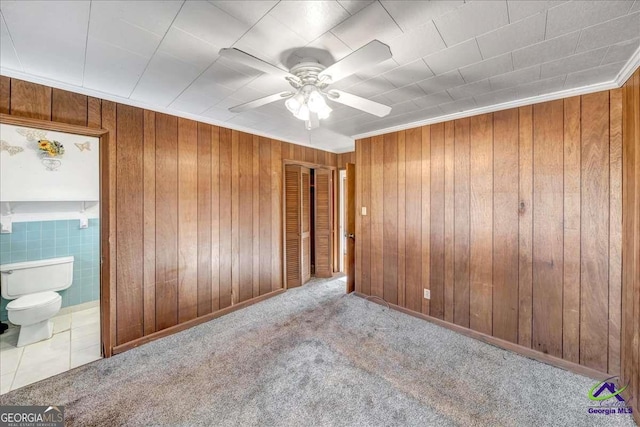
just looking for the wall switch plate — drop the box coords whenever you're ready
[424,289,430,299]
[361,207,367,216]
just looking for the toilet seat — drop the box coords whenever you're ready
[6,291,61,311]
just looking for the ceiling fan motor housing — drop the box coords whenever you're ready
[289,60,329,89]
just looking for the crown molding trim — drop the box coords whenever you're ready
[351,80,619,140]
[352,46,640,140]
[0,67,341,153]
[615,44,640,87]
[4,42,639,152]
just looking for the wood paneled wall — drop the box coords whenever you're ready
[356,90,625,375]
[337,151,355,169]
[0,76,339,351]
[621,68,640,424]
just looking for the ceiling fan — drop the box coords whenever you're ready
[219,40,393,130]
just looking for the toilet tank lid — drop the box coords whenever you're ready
[0,256,74,272]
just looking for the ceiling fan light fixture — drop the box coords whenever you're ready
[221,40,393,129]
[317,103,332,120]
[294,104,310,121]
[307,90,325,113]
[285,92,304,115]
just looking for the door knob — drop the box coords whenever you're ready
[348,233,355,240]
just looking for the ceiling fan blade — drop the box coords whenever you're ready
[319,40,392,84]
[228,91,293,113]
[327,90,392,117]
[219,48,298,82]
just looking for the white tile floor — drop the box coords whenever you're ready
[0,304,101,394]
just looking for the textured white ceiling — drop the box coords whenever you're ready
[1,0,638,152]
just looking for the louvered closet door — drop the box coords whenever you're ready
[300,167,311,284]
[315,168,333,278]
[285,165,302,288]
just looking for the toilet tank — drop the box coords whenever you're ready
[0,256,74,300]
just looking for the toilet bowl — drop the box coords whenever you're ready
[0,256,74,347]
[7,291,62,347]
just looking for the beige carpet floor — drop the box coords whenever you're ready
[0,277,636,426]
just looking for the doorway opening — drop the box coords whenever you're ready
[0,115,110,394]
[339,169,346,273]
[284,163,334,288]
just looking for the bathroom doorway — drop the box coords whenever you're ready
[0,115,111,394]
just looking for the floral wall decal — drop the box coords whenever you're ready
[1,123,100,201]
[0,140,24,156]
[37,140,65,171]
[16,128,47,142]
[74,141,91,152]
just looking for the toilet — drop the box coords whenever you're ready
[0,256,74,347]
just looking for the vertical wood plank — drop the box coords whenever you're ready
[177,119,198,323]
[633,69,640,422]
[317,150,326,167]
[329,153,338,168]
[563,96,581,363]
[87,97,101,128]
[10,79,51,120]
[421,126,431,315]
[383,132,398,304]
[211,126,221,311]
[518,106,534,348]
[51,88,87,126]
[532,100,564,358]
[454,118,470,328]
[0,76,10,114]
[443,121,455,322]
[625,69,640,423]
[239,132,254,302]
[405,129,422,312]
[469,114,493,335]
[197,123,212,317]
[219,128,233,309]
[101,100,117,350]
[231,131,240,304]
[609,88,623,374]
[370,135,384,298]
[271,139,283,291]
[259,137,272,294]
[355,141,362,292]
[492,109,520,343]
[361,139,372,295]
[397,131,406,307]
[580,91,610,371]
[115,104,144,345]
[621,75,634,405]
[252,137,260,297]
[294,144,305,162]
[304,146,314,163]
[155,113,179,330]
[282,142,293,161]
[143,110,156,335]
[430,123,445,319]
